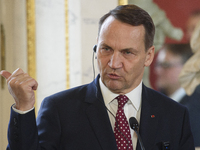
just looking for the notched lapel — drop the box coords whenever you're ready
[84,77,118,150]
[139,106,159,150]
[85,100,118,150]
[137,85,160,150]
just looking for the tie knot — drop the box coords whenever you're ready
[116,95,129,109]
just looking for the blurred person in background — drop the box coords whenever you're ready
[155,43,200,148]
[155,43,193,102]
[180,19,200,148]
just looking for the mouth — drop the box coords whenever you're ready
[107,73,121,80]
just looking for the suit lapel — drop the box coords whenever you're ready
[84,78,160,150]
[137,85,160,150]
[85,76,118,150]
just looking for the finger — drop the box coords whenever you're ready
[0,70,12,79]
[28,79,38,91]
[0,68,24,80]
[32,80,38,90]
[32,84,38,90]
[10,75,38,91]
[10,73,30,84]
[7,68,25,83]
[12,68,25,76]
[18,77,38,91]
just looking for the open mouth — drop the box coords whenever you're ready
[108,73,120,79]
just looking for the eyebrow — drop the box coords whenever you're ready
[100,43,138,52]
[99,43,112,48]
[120,47,139,53]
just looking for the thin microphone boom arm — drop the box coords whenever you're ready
[129,117,145,150]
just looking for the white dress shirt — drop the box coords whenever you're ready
[99,78,142,149]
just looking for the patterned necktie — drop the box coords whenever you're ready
[114,95,133,150]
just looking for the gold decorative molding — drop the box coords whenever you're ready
[1,24,6,89]
[118,0,128,5]
[26,0,37,110]
[26,0,36,79]
[65,0,70,89]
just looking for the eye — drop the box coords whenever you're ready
[122,50,132,55]
[125,51,131,54]
[103,47,111,51]
[121,49,138,59]
[99,46,113,55]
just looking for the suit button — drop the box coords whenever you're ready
[14,131,19,142]
[14,117,17,125]
[14,125,18,130]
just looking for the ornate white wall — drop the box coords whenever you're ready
[35,0,67,110]
[35,0,118,111]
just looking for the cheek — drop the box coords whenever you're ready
[171,68,182,79]
[125,61,143,76]
[164,71,175,79]
[97,59,102,72]
[97,57,108,71]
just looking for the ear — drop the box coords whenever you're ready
[144,46,155,67]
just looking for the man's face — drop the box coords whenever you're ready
[155,49,183,95]
[96,16,154,94]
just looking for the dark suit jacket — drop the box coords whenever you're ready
[7,75,194,150]
[180,85,200,147]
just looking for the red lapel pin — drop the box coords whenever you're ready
[151,115,155,118]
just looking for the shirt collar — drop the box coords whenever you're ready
[99,78,142,111]
[170,87,186,102]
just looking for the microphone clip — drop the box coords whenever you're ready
[162,141,170,150]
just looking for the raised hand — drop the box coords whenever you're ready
[0,68,38,111]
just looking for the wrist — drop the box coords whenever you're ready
[15,101,35,111]
[12,104,34,114]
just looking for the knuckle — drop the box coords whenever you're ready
[8,78,16,86]
[8,77,22,89]
[23,73,29,77]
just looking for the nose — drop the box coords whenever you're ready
[108,52,123,69]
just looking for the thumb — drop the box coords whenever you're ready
[0,70,12,79]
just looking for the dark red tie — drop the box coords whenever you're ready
[114,95,133,150]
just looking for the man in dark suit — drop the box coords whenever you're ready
[179,85,200,147]
[155,43,200,147]
[1,5,195,150]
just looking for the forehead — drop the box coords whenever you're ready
[157,48,181,62]
[98,16,145,49]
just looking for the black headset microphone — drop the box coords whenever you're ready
[93,45,97,53]
[92,45,97,80]
[92,45,145,150]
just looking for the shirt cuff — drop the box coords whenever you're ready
[12,104,34,114]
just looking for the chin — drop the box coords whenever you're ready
[106,82,122,91]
